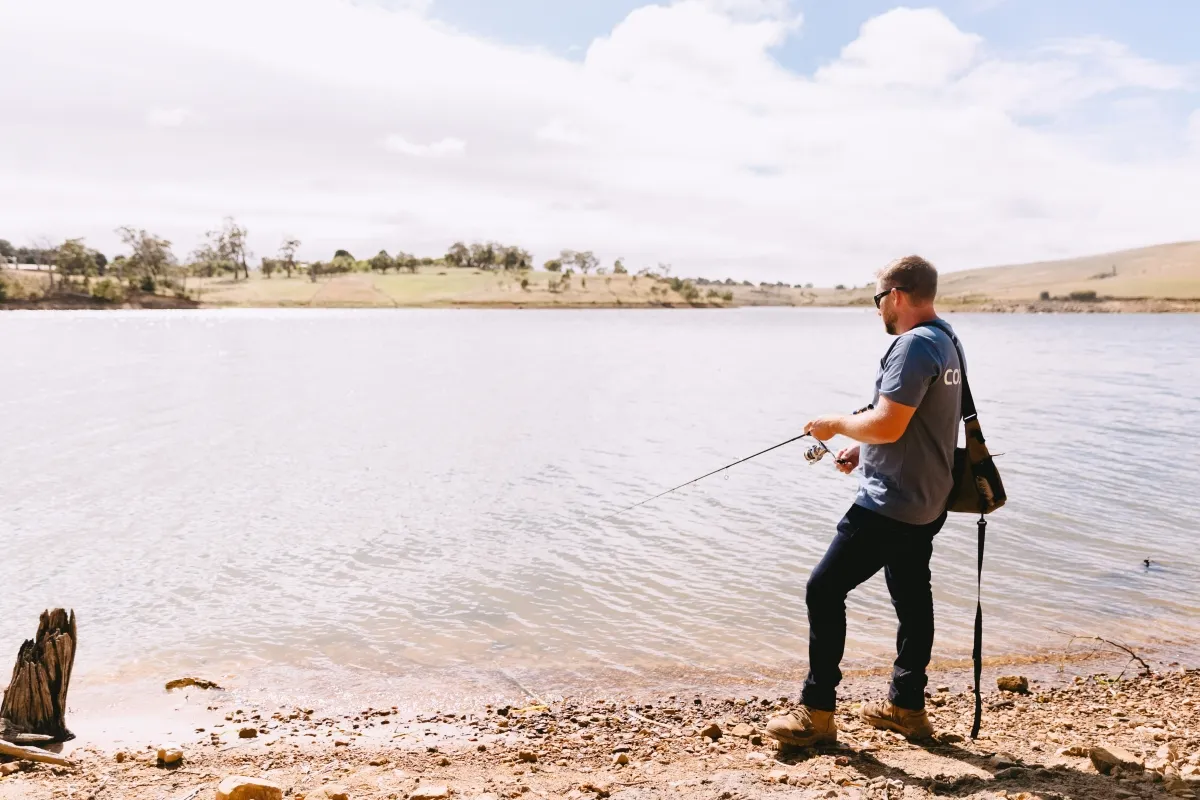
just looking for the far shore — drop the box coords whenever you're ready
[4,269,1199,313]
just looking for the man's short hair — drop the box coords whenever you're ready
[877,255,937,303]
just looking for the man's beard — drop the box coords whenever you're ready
[883,307,899,335]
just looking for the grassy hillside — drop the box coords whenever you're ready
[937,241,1200,302]
[5,241,1198,310]
[191,268,724,308]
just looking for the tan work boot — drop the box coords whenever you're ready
[860,699,934,740]
[765,705,837,747]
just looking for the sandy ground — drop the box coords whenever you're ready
[4,657,1197,800]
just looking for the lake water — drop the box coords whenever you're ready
[2,309,1198,705]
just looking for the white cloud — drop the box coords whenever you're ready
[384,135,466,158]
[146,108,196,128]
[0,0,1197,283]
[816,8,981,88]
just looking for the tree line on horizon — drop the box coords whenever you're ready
[1,219,823,303]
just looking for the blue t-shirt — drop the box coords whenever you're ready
[854,320,964,525]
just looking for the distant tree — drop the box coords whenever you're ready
[445,242,469,269]
[189,241,228,278]
[835,284,846,291]
[334,249,355,260]
[0,239,13,260]
[804,282,813,289]
[116,227,176,286]
[1039,290,1051,301]
[94,251,108,273]
[612,257,627,275]
[393,251,418,273]
[574,250,599,275]
[55,238,97,280]
[309,261,324,282]
[498,245,532,271]
[260,256,279,278]
[329,253,356,274]
[216,218,250,279]
[544,259,563,273]
[468,242,496,270]
[370,249,395,274]
[279,237,300,278]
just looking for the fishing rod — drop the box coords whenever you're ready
[601,432,848,522]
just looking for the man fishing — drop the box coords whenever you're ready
[766,255,963,746]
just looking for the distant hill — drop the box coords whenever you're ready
[938,242,1200,302]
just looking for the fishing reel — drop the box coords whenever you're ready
[804,441,833,465]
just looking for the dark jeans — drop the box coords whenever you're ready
[801,503,946,712]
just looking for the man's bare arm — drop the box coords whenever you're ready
[804,397,917,445]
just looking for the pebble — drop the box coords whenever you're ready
[730,723,755,738]
[613,753,629,765]
[997,676,1030,694]
[239,727,259,739]
[699,722,722,740]
[409,786,451,800]
[518,750,538,763]
[156,744,183,766]
[1090,745,1145,775]
[0,764,20,777]
[216,775,284,800]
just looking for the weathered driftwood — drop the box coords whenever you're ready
[0,739,73,767]
[0,609,77,742]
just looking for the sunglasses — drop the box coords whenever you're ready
[873,286,910,308]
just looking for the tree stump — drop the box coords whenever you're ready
[0,609,77,742]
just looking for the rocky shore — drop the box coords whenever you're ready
[3,663,1198,800]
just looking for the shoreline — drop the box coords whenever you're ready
[4,647,1196,799]
[3,297,1198,313]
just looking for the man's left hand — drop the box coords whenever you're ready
[804,416,843,441]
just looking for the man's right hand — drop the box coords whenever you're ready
[835,446,860,475]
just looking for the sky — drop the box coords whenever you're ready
[2,0,1198,284]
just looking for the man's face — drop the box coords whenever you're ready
[877,281,900,335]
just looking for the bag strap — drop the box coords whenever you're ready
[915,319,987,738]
[971,513,985,738]
[916,319,976,421]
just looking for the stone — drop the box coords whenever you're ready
[114,750,128,763]
[580,782,612,798]
[766,770,789,784]
[156,744,183,766]
[1090,745,1145,775]
[730,723,755,738]
[319,788,350,800]
[216,776,285,800]
[1166,777,1196,798]
[997,676,1030,694]
[612,753,629,765]
[239,727,259,738]
[699,722,722,741]
[746,752,768,763]
[409,786,451,800]
[518,750,538,763]
[0,763,20,776]
[1058,744,1089,758]
[938,732,965,744]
